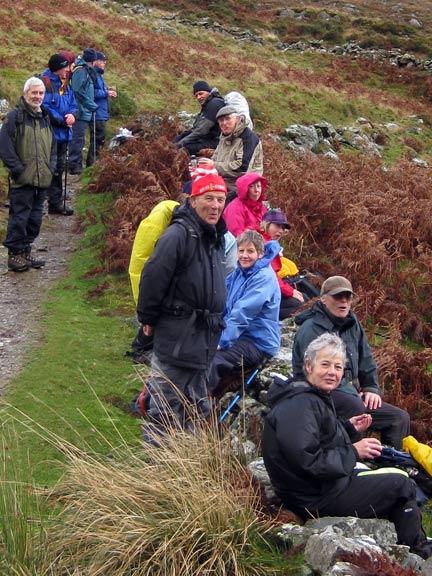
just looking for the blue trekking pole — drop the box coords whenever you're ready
[220,367,260,423]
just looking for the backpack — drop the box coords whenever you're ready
[224,91,253,129]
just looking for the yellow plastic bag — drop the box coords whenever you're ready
[402,435,432,476]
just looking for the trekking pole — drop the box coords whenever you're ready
[92,112,97,163]
[220,367,260,423]
[63,143,69,213]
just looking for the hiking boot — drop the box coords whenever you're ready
[23,252,45,269]
[48,204,74,216]
[8,253,29,272]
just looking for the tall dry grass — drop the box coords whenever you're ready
[44,421,274,575]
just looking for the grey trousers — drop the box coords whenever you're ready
[145,353,210,432]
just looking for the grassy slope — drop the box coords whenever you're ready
[0,0,431,479]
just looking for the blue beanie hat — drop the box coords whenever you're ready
[192,80,211,94]
[83,48,97,62]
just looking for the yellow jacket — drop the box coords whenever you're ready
[128,200,179,304]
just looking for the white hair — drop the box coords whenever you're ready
[23,77,45,93]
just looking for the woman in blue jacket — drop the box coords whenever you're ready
[208,229,281,395]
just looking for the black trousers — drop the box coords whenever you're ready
[207,338,267,395]
[4,185,46,254]
[47,140,68,207]
[331,389,410,449]
[314,472,429,556]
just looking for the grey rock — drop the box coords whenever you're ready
[284,124,320,153]
[409,17,422,29]
[323,562,364,575]
[305,530,384,573]
[279,8,296,18]
[0,99,9,115]
[412,158,428,168]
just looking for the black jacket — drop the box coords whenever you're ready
[137,200,227,369]
[262,376,359,517]
[292,301,381,397]
[176,89,225,149]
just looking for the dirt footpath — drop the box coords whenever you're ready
[0,176,81,392]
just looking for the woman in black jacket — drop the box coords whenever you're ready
[262,333,432,559]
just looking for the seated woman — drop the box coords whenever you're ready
[223,173,267,237]
[208,230,281,396]
[262,333,432,560]
[260,209,306,319]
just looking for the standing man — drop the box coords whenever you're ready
[292,275,410,448]
[174,80,225,155]
[68,48,98,175]
[0,77,56,272]
[41,53,77,216]
[200,105,263,201]
[137,172,228,442]
[87,51,117,167]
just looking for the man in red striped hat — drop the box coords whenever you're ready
[137,171,228,443]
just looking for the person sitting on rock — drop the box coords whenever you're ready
[223,172,267,238]
[199,105,263,202]
[262,332,432,560]
[292,275,410,449]
[260,209,307,319]
[208,230,280,396]
[174,80,225,155]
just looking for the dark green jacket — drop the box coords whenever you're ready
[0,97,55,189]
[292,301,382,397]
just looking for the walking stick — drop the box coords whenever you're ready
[220,367,260,423]
[92,112,97,163]
[63,144,69,213]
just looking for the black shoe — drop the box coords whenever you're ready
[69,167,83,175]
[48,205,74,216]
[8,253,29,272]
[23,252,45,269]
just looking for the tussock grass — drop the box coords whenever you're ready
[42,420,275,575]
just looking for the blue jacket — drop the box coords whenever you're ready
[93,66,109,121]
[219,240,281,356]
[71,57,97,121]
[41,69,77,143]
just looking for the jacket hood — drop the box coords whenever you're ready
[235,172,267,201]
[267,375,316,408]
[235,239,280,277]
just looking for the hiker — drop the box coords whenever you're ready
[199,105,263,201]
[68,48,98,175]
[87,51,117,167]
[260,209,308,319]
[136,172,228,441]
[208,230,281,396]
[41,53,77,216]
[174,80,225,155]
[58,49,76,83]
[223,172,267,237]
[262,333,432,560]
[0,77,56,272]
[292,276,410,448]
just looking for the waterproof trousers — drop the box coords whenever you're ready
[4,186,46,254]
[314,470,432,559]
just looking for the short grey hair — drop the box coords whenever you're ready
[303,333,346,375]
[236,229,264,253]
[23,77,45,93]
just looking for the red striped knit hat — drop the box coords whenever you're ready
[191,173,227,197]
